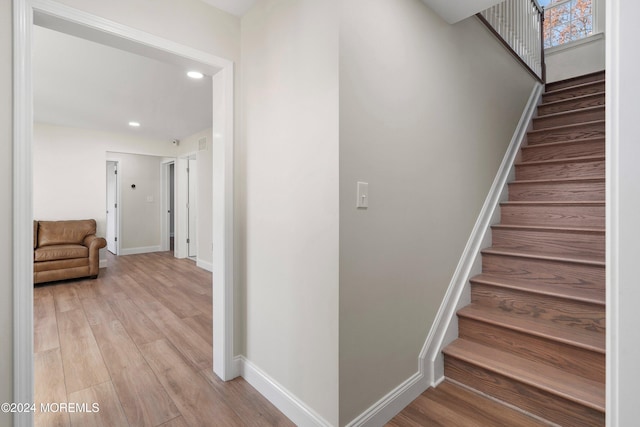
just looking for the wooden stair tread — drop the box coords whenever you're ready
[527,119,604,134]
[545,71,605,91]
[501,201,604,207]
[470,273,605,305]
[516,155,604,167]
[543,79,605,96]
[511,177,604,185]
[534,105,605,120]
[492,224,604,234]
[538,91,605,109]
[457,304,605,353]
[482,247,605,266]
[521,136,604,151]
[423,381,549,427]
[443,339,605,412]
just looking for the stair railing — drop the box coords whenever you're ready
[477,0,546,83]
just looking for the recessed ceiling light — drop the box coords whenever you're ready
[129,121,140,127]
[187,71,204,79]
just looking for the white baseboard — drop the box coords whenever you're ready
[236,356,333,427]
[196,259,213,272]
[345,371,429,427]
[99,259,107,269]
[120,245,162,256]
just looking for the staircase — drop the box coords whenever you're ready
[390,71,606,426]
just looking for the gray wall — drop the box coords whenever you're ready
[338,0,536,423]
[240,0,340,423]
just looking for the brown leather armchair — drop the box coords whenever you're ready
[33,219,107,284]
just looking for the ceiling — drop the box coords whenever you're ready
[199,0,258,16]
[419,0,503,23]
[34,25,212,142]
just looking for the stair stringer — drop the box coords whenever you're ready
[421,82,543,386]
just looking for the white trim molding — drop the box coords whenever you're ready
[13,3,237,424]
[197,259,213,272]
[235,356,333,427]
[119,246,162,256]
[13,1,34,426]
[344,83,543,427]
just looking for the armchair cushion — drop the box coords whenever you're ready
[38,220,97,247]
[34,244,88,262]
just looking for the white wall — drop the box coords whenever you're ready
[545,0,606,82]
[176,128,214,268]
[107,152,164,254]
[33,123,177,259]
[0,1,13,424]
[241,0,339,424]
[339,1,536,424]
[546,35,605,83]
[608,0,640,424]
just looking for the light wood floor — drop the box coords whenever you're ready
[34,251,294,427]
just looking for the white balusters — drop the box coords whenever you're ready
[479,0,544,80]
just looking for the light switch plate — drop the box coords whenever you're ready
[356,182,368,209]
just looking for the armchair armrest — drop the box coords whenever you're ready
[83,235,107,276]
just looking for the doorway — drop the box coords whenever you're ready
[14,3,237,419]
[106,160,119,254]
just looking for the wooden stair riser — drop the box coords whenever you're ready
[458,317,605,383]
[470,283,605,333]
[533,107,605,130]
[543,81,605,103]
[521,139,604,162]
[508,180,605,202]
[500,203,605,228]
[527,121,604,145]
[516,158,604,181]
[545,72,605,92]
[444,357,605,427]
[481,253,604,297]
[537,93,605,116]
[491,227,604,260]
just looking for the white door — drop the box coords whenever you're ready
[188,158,197,257]
[106,161,118,254]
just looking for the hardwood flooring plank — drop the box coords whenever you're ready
[130,270,201,319]
[107,297,164,346]
[68,381,129,427]
[159,416,189,427]
[139,301,212,370]
[53,284,82,313]
[90,319,146,375]
[34,287,59,353]
[111,362,180,427]
[57,309,110,394]
[35,348,70,427]
[200,368,295,427]
[81,297,119,326]
[140,339,244,427]
[182,315,213,346]
[72,280,100,300]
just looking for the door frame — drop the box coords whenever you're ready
[160,159,176,254]
[13,2,237,425]
[105,159,120,255]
